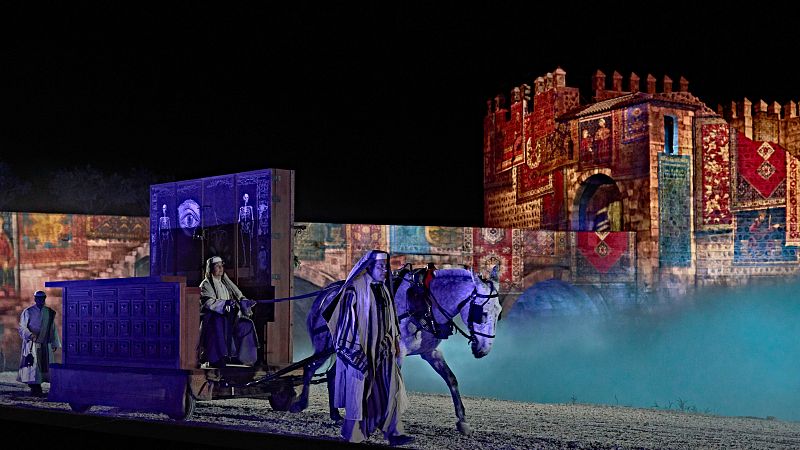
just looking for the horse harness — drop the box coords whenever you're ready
[311,265,499,343]
[394,264,451,339]
[395,265,498,343]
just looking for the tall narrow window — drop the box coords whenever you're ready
[664,115,677,154]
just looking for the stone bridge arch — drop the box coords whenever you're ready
[505,277,611,322]
[294,264,339,291]
[501,265,571,317]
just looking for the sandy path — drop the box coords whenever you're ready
[1,372,798,449]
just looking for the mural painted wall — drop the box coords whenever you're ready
[484,67,800,300]
[0,212,149,370]
[293,222,637,313]
[0,212,18,299]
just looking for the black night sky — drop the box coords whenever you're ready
[3,3,795,226]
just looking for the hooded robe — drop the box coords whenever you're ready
[325,250,409,438]
[199,267,258,366]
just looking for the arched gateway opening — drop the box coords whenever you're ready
[574,174,624,232]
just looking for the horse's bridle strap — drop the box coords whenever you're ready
[401,274,498,342]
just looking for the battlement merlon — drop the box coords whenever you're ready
[592,70,691,103]
[485,68,715,123]
[720,98,799,124]
[484,67,579,121]
[786,101,798,118]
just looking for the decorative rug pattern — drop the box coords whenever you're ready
[347,224,387,267]
[390,226,431,255]
[731,132,787,209]
[658,154,692,267]
[0,212,18,297]
[786,153,800,246]
[695,120,733,230]
[19,213,88,265]
[468,228,523,292]
[574,231,631,275]
[88,216,149,240]
[733,208,797,264]
[622,105,649,143]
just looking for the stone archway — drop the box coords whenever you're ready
[501,266,570,317]
[504,279,610,321]
[572,173,624,231]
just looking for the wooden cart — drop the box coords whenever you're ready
[45,275,324,420]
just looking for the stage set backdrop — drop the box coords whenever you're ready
[0,212,148,370]
[291,222,638,358]
[482,67,800,307]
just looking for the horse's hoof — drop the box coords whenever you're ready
[289,399,308,413]
[289,404,303,413]
[456,421,472,436]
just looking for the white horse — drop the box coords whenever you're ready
[291,265,502,436]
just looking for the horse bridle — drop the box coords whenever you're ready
[459,279,499,341]
[402,274,499,342]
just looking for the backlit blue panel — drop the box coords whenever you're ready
[47,277,182,370]
[150,169,272,287]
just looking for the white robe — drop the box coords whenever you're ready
[17,305,61,384]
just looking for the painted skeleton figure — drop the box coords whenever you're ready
[158,204,172,273]
[238,193,254,267]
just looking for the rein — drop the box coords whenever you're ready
[252,284,339,304]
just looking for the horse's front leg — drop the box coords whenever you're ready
[419,348,472,435]
[290,351,327,413]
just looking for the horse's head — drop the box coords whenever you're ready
[462,265,502,358]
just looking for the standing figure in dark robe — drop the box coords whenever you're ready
[199,256,258,367]
[324,250,413,446]
[18,290,61,397]
[594,117,612,164]
[580,128,595,166]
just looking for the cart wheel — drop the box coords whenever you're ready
[169,387,196,420]
[69,402,91,413]
[268,385,295,411]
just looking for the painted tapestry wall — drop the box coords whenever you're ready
[787,152,800,246]
[658,154,692,267]
[486,85,574,230]
[731,132,787,210]
[294,223,637,297]
[0,212,18,299]
[694,119,733,230]
[571,231,636,283]
[579,115,613,170]
[733,208,797,264]
[0,212,149,370]
[612,106,649,179]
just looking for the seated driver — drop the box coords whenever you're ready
[198,256,258,367]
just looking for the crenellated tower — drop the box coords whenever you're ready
[719,98,800,157]
[483,67,579,228]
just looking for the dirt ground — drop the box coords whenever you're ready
[1,371,799,449]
